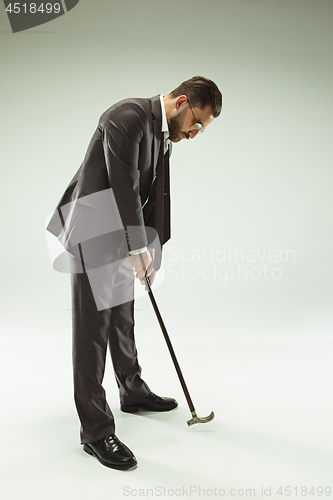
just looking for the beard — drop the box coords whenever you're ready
[168,107,189,142]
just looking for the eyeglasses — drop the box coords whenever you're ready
[187,100,205,134]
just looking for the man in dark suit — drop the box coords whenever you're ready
[47,76,222,470]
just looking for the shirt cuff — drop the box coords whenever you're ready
[129,246,147,255]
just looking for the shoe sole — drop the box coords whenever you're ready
[120,402,178,413]
[83,444,137,470]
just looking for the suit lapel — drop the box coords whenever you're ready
[151,95,163,178]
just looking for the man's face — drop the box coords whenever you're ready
[168,100,215,143]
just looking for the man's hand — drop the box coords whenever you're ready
[129,249,152,280]
[141,251,157,289]
[128,249,157,289]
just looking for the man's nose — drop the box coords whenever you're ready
[188,130,199,139]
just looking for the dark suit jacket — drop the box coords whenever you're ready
[47,95,170,270]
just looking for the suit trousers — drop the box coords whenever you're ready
[71,264,151,445]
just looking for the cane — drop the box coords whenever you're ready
[138,255,214,426]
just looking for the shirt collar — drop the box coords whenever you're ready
[159,95,169,134]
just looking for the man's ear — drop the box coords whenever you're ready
[175,95,188,110]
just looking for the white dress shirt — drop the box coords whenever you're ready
[160,94,170,154]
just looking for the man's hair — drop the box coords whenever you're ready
[169,76,222,117]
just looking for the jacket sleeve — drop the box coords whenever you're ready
[101,101,148,251]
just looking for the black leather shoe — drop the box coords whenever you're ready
[83,434,137,470]
[121,392,178,413]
